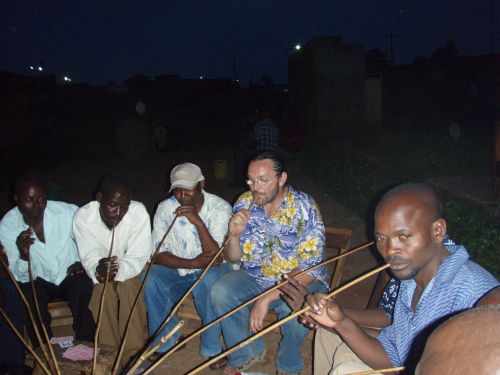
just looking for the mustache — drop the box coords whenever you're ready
[385,255,409,264]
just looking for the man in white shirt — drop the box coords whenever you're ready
[143,163,232,367]
[0,175,95,346]
[73,176,151,365]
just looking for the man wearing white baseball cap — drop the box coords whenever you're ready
[143,162,233,368]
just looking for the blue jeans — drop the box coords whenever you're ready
[210,270,328,373]
[142,263,232,356]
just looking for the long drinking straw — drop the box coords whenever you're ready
[0,250,53,369]
[347,366,406,375]
[183,263,390,375]
[136,240,375,373]
[0,307,51,375]
[112,215,179,374]
[92,221,116,374]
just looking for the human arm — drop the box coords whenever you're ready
[174,205,219,255]
[114,203,152,280]
[66,261,85,276]
[305,294,393,369]
[280,275,391,334]
[249,271,315,333]
[73,208,112,284]
[95,256,119,282]
[476,286,500,306]
[223,209,250,263]
[0,212,31,281]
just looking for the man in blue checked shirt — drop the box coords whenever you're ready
[303,183,499,375]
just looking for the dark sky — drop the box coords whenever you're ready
[1,1,495,85]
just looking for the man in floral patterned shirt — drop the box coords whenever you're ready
[211,151,329,375]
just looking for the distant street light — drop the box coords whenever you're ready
[295,44,301,51]
[38,66,43,71]
[29,66,34,70]
[63,76,72,82]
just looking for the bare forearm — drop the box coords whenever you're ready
[223,236,242,263]
[336,316,392,369]
[194,222,220,254]
[343,307,391,329]
[154,251,196,269]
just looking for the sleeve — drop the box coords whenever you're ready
[207,200,232,246]
[0,212,29,281]
[295,196,326,279]
[151,200,174,253]
[73,211,106,284]
[116,204,152,281]
[376,324,401,367]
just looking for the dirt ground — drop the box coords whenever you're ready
[12,147,382,374]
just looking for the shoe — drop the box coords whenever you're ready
[222,349,268,374]
[209,355,228,370]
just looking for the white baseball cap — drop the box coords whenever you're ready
[169,162,205,192]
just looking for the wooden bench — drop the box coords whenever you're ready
[48,300,73,329]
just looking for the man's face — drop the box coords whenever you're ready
[97,184,130,229]
[247,159,285,206]
[374,197,440,281]
[14,183,47,224]
[172,182,203,207]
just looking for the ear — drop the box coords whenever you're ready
[432,218,447,243]
[96,192,102,203]
[278,172,288,187]
[199,180,205,190]
[13,194,18,204]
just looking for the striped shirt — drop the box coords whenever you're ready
[376,244,499,367]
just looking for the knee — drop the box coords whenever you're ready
[210,276,232,308]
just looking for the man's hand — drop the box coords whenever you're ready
[66,261,85,276]
[95,256,119,282]
[175,205,203,226]
[280,274,308,311]
[228,209,250,237]
[249,296,270,333]
[16,229,34,261]
[190,252,223,268]
[302,293,345,329]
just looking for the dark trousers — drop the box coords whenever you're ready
[0,278,25,366]
[21,272,95,346]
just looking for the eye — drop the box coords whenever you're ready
[375,235,386,242]
[399,234,411,240]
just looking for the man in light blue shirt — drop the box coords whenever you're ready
[303,183,499,375]
[0,175,95,345]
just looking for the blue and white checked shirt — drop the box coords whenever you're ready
[376,244,499,367]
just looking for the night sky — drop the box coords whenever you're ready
[1,1,495,85]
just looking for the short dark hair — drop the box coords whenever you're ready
[248,151,286,174]
[378,182,443,220]
[95,174,130,196]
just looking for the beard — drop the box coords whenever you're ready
[252,184,280,206]
[385,255,418,280]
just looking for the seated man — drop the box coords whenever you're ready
[210,152,329,375]
[0,175,95,347]
[143,163,232,366]
[73,176,151,366]
[302,183,499,374]
[416,304,500,375]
